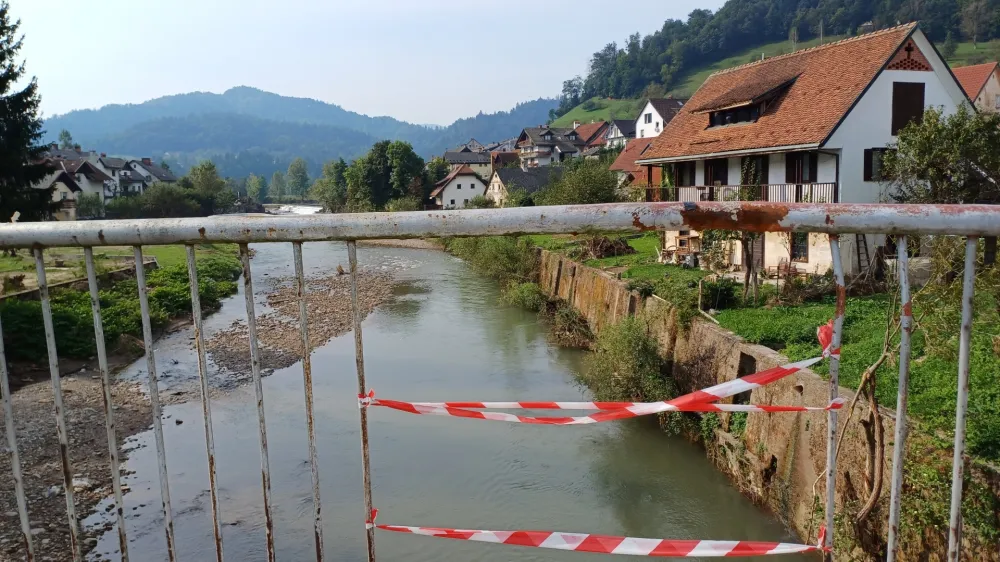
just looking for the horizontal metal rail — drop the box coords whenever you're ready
[0,202,990,562]
[0,203,999,248]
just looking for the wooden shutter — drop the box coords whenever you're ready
[785,153,798,183]
[863,149,873,182]
[892,82,925,135]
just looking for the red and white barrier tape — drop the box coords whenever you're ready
[397,397,846,413]
[367,511,829,557]
[818,320,840,359]
[361,356,826,425]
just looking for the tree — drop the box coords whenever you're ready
[310,158,348,212]
[139,184,201,218]
[159,160,171,172]
[246,173,267,202]
[76,193,104,219]
[534,160,618,206]
[962,0,989,48]
[426,157,451,184]
[0,2,55,222]
[58,129,74,150]
[186,161,235,215]
[883,105,1000,264]
[270,170,286,200]
[345,141,426,210]
[286,158,310,200]
[941,31,958,59]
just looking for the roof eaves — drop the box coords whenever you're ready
[635,142,822,164]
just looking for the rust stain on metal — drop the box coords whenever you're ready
[678,204,791,232]
[21,532,32,562]
[198,227,207,239]
[902,301,912,317]
[828,233,840,241]
[98,230,105,243]
[825,214,834,225]
[631,212,656,232]
[835,285,847,317]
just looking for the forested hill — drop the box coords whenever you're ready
[43,87,556,176]
[552,0,992,117]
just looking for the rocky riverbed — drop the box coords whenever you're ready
[206,269,395,377]
[0,373,151,561]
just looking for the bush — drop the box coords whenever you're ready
[76,193,104,219]
[534,159,619,206]
[0,252,242,362]
[580,315,673,402]
[703,277,739,310]
[465,195,494,209]
[444,236,538,284]
[384,196,422,212]
[501,282,547,311]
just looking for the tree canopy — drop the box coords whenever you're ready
[0,2,55,222]
[286,157,310,200]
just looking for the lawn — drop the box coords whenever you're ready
[550,97,641,127]
[715,290,1000,461]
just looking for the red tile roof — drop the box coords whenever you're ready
[573,121,609,147]
[641,23,918,162]
[952,62,998,99]
[610,139,654,172]
[430,165,479,198]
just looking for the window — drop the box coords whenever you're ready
[470,183,475,189]
[785,152,818,184]
[863,148,896,181]
[891,82,925,135]
[640,130,645,138]
[709,104,762,127]
[457,183,461,189]
[644,113,652,124]
[705,159,728,186]
[791,233,809,262]
[740,155,769,186]
[60,192,68,200]
[674,161,696,187]
[450,199,456,205]
[655,121,660,131]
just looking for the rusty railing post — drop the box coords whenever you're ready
[185,245,225,561]
[347,241,376,562]
[133,246,177,561]
[85,247,129,561]
[824,235,845,555]
[0,306,34,561]
[34,248,82,561]
[947,236,978,561]
[293,242,324,561]
[886,236,912,562]
[239,243,276,561]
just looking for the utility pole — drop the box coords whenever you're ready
[820,19,825,44]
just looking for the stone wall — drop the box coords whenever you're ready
[537,249,999,561]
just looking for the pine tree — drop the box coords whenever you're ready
[0,2,55,222]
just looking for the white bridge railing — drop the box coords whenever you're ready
[1,202,998,562]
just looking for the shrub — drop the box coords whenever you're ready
[580,315,673,402]
[444,236,538,284]
[384,196,422,212]
[501,282,547,311]
[465,195,494,209]
[534,159,619,206]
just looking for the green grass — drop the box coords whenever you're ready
[946,40,1000,66]
[550,97,641,127]
[715,291,1000,461]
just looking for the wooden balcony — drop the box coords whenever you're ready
[643,183,838,204]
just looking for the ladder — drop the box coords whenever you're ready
[856,233,870,274]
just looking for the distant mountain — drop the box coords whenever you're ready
[43,87,557,177]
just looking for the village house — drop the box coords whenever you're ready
[952,61,1000,112]
[635,23,968,276]
[430,165,487,209]
[635,98,686,139]
[515,127,587,167]
[443,149,493,177]
[609,138,661,190]
[485,167,564,207]
[606,119,636,149]
[128,158,177,186]
[33,165,82,221]
[57,159,113,200]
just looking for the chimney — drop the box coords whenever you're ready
[141,157,152,166]
[50,143,58,150]
[572,120,581,129]
[100,153,107,158]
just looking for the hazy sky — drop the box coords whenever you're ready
[12,0,723,125]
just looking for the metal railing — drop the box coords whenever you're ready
[0,202,998,562]
[644,183,838,204]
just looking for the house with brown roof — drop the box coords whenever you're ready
[609,138,662,190]
[607,119,637,149]
[635,98,686,140]
[952,61,1000,112]
[635,23,969,275]
[515,127,587,167]
[430,165,487,209]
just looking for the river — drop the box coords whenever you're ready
[84,241,808,561]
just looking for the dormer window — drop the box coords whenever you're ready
[542,133,553,140]
[709,104,763,127]
[568,132,578,140]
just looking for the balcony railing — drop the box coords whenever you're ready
[644,183,837,204]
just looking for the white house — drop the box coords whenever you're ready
[430,165,487,209]
[34,166,81,221]
[635,98,686,139]
[635,23,969,276]
[57,160,113,200]
[515,127,587,167]
[606,119,636,149]
[953,61,1000,112]
[128,158,178,185]
[486,167,563,207]
[443,149,493,178]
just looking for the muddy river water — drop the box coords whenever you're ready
[85,241,808,561]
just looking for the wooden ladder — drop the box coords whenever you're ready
[855,233,870,274]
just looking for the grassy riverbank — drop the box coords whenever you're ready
[0,245,242,363]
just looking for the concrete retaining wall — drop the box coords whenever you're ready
[537,249,998,561]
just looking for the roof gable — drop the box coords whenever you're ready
[642,23,918,162]
[610,139,654,172]
[952,61,998,99]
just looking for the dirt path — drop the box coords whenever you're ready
[0,373,151,561]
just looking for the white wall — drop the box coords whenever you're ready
[824,30,969,205]
[974,70,1000,112]
[437,175,487,209]
[636,101,664,139]
[486,174,505,205]
[74,174,105,197]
